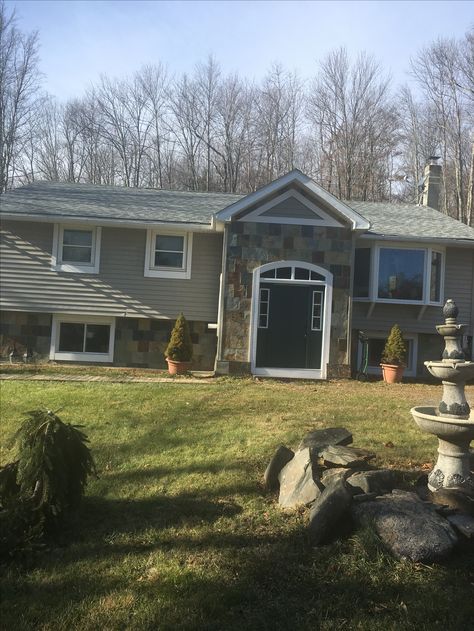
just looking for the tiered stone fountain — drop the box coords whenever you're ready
[411,299,474,493]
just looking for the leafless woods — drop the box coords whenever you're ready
[1,4,473,224]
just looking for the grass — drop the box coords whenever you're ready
[1,378,473,630]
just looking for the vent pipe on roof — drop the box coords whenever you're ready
[421,157,442,210]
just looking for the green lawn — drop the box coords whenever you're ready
[1,378,473,631]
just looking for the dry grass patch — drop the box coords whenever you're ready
[0,379,473,630]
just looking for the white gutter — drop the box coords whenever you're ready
[0,213,214,232]
[358,233,474,248]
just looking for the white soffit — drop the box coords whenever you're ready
[216,169,371,231]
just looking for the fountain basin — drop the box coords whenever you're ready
[425,360,474,383]
[411,406,474,440]
[436,323,466,337]
[411,406,474,493]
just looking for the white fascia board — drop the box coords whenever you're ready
[0,213,214,232]
[216,169,371,231]
[359,233,474,248]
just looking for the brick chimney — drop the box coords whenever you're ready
[421,157,442,210]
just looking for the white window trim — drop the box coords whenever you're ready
[52,224,101,274]
[144,229,193,279]
[357,331,419,378]
[311,289,325,332]
[258,288,270,329]
[353,242,445,306]
[50,314,115,363]
[249,261,333,380]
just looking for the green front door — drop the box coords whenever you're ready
[256,283,324,369]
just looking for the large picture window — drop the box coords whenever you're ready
[50,315,115,362]
[353,244,444,305]
[52,225,101,273]
[144,230,193,279]
[378,248,424,301]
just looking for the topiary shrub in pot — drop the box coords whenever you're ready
[164,313,193,375]
[380,324,407,383]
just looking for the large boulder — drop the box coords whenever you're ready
[308,478,353,545]
[278,448,323,509]
[298,427,353,453]
[352,490,458,563]
[263,445,294,492]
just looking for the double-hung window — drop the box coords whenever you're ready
[50,315,115,363]
[52,225,101,273]
[353,243,444,305]
[144,230,193,279]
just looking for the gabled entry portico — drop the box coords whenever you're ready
[250,261,333,379]
[215,170,369,379]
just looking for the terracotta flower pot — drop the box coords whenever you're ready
[380,363,404,384]
[166,358,191,375]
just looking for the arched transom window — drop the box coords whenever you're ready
[258,261,331,284]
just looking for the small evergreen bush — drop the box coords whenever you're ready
[0,409,96,558]
[164,313,193,362]
[381,324,406,366]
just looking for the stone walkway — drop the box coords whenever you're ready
[0,371,216,384]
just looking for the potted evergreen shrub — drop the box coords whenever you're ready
[164,313,193,375]
[380,324,407,383]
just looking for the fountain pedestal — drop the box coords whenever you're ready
[411,300,474,494]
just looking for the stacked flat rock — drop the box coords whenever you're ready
[264,426,473,562]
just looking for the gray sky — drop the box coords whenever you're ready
[6,0,474,100]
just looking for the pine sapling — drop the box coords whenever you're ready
[381,324,406,366]
[165,313,193,362]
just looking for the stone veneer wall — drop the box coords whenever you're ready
[114,317,217,370]
[218,222,353,376]
[0,311,52,360]
[0,311,217,370]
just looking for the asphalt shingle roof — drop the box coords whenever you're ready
[1,180,473,242]
[349,200,474,242]
[0,181,243,225]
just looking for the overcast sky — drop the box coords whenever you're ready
[6,0,474,100]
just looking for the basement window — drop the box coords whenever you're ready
[50,315,115,362]
[357,332,418,377]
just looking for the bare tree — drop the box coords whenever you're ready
[0,2,40,192]
[307,48,397,200]
[168,73,203,190]
[137,63,169,188]
[411,33,474,222]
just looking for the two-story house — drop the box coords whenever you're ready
[1,164,473,379]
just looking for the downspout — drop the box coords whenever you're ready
[215,220,229,369]
[471,248,474,360]
[347,231,357,373]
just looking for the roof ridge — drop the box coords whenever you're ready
[8,180,245,198]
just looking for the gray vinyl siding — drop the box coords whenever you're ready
[261,198,317,219]
[352,246,474,334]
[0,220,223,321]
